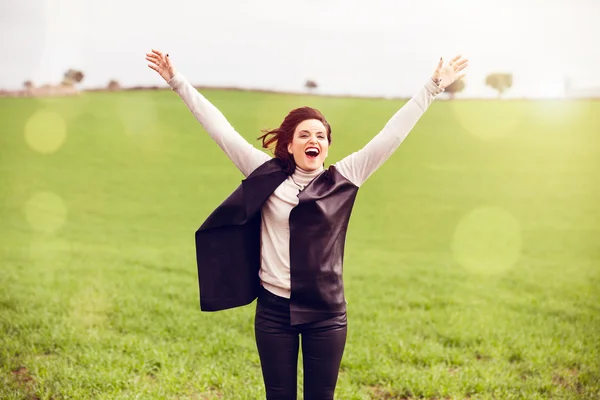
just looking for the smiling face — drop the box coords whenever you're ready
[287,119,330,172]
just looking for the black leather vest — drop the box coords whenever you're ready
[194,158,359,325]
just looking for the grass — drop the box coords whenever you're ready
[1,88,599,399]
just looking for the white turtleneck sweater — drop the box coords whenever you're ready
[168,71,443,298]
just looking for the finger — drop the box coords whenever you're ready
[152,48,164,57]
[456,62,468,72]
[450,54,462,64]
[145,57,160,67]
[146,57,160,66]
[146,56,161,67]
[146,52,160,60]
[434,57,443,74]
[148,63,160,73]
[454,58,469,68]
[456,73,466,80]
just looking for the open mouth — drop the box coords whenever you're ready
[305,147,320,159]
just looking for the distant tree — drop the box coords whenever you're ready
[23,80,34,90]
[62,69,85,86]
[485,73,512,98]
[444,79,465,99]
[107,80,121,91]
[305,79,318,92]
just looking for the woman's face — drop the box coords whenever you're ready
[287,119,329,172]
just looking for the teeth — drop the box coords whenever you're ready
[305,148,319,156]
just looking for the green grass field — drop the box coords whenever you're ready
[1,88,599,399]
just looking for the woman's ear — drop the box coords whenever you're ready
[288,142,293,154]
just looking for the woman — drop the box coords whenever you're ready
[146,49,467,400]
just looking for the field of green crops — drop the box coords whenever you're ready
[1,89,599,399]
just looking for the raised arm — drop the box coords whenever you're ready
[146,49,270,177]
[334,55,468,187]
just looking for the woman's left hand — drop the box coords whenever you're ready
[432,55,468,89]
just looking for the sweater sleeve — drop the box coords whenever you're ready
[333,79,443,187]
[167,71,271,177]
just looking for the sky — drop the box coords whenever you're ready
[1,0,599,98]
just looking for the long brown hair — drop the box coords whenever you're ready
[257,107,332,175]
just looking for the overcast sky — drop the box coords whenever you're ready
[1,0,598,98]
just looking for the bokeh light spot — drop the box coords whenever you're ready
[24,110,67,154]
[449,101,527,140]
[24,192,68,234]
[452,206,522,275]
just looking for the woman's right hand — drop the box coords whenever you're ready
[146,49,176,82]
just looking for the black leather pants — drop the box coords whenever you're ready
[254,286,347,400]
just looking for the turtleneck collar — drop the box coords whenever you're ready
[291,165,324,187]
